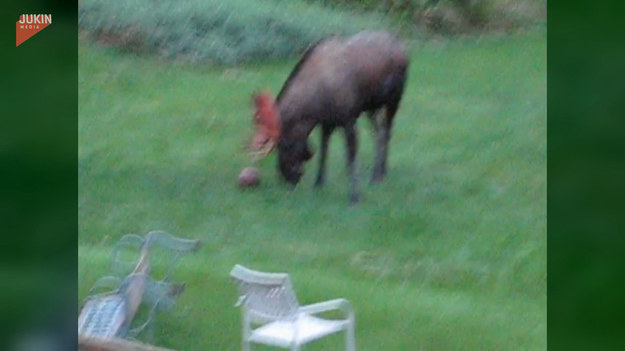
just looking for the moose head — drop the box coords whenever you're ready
[250,91,313,185]
[277,136,314,185]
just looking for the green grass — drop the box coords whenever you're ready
[79,29,546,350]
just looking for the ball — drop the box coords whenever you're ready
[238,167,260,188]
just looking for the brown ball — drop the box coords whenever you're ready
[238,167,260,188]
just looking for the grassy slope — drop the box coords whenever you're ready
[79,30,546,350]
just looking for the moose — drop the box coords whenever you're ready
[251,31,408,203]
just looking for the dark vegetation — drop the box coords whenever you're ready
[78,0,545,64]
[306,0,546,34]
[78,0,390,64]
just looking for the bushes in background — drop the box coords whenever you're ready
[78,0,390,64]
[79,0,545,64]
[305,0,546,34]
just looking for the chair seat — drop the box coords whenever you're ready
[78,294,126,338]
[250,313,348,347]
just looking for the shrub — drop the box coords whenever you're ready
[78,0,391,64]
[304,0,546,34]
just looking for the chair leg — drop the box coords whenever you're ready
[242,311,251,351]
[346,323,356,351]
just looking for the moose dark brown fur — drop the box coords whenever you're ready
[254,31,408,203]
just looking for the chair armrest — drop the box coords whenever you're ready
[299,298,354,319]
[87,276,122,296]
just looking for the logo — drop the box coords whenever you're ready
[16,14,52,47]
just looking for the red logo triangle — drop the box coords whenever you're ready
[16,15,52,47]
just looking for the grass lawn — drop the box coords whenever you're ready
[78,29,546,350]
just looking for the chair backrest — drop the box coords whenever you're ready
[230,265,300,323]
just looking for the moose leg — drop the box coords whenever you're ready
[381,103,399,177]
[369,109,385,184]
[344,124,360,203]
[372,103,399,184]
[315,124,334,188]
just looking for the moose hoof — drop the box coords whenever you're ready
[349,193,361,205]
[370,177,383,185]
[370,172,385,185]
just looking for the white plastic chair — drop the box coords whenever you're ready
[230,265,356,351]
